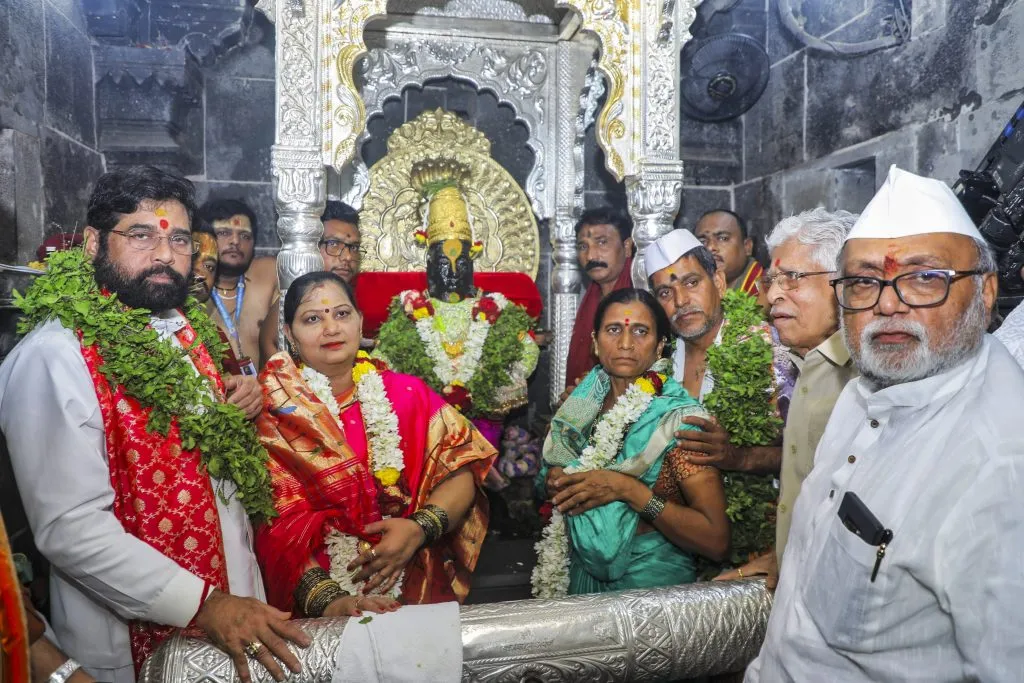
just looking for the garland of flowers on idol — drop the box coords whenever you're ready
[375,289,534,418]
[13,248,276,520]
[703,289,784,570]
[301,351,406,597]
[531,371,666,599]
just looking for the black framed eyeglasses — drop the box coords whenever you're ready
[110,229,197,255]
[319,239,362,257]
[760,269,834,291]
[830,269,985,311]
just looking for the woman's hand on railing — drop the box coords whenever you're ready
[322,594,401,618]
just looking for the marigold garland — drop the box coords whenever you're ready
[704,289,783,567]
[375,290,533,418]
[13,248,276,521]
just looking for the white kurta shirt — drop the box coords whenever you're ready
[0,316,264,683]
[671,325,723,401]
[746,336,1024,682]
[995,298,1024,369]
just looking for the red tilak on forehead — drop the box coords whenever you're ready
[159,219,169,229]
[232,217,241,226]
[774,258,781,268]
[883,253,899,276]
[624,318,630,325]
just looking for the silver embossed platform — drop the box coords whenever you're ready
[139,580,772,683]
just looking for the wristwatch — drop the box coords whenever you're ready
[49,658,82,683]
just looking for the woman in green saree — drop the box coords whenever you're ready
[536,288,730,595]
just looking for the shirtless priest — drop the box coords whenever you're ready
[0,167,309,683]
[200,198,278,374]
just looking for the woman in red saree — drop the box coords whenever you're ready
[254,272,496,618]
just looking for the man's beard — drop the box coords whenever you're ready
[843,291,987,388]
[94,247,190,312]
[190,277,211,304]
[672,306,721,341]
[218,250,254,278]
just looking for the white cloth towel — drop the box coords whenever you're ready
[332,602,461,683]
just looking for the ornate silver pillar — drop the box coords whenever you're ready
[627,161,684,287]
[270,0,326,297]
[549,42,590,401]
[139,581,773,683]
[550,207,581,400]
[626,0,695,288]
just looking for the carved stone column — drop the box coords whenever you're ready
[270,0,326,297]
[627,161,684,287]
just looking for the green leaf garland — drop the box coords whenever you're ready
[14,248,276,521]
[375,292,533,418]
[703,289,783,567]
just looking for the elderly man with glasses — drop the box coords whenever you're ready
[758,208,860,579]
[746,166,1024,682]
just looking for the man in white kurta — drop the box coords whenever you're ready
[0,166,308,683]
[746,166,1024,681]
[0,316,264,683]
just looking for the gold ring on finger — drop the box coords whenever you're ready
[244,642,263,658]
[369,547,377,560]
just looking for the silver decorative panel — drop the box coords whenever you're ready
[139,581,772,683]
[354,36,555,218]
[386,0,563,24]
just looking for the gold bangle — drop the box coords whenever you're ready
[737,567,744,579]
[303,580,335,616]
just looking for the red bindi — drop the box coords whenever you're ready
[773,258,781,268]
[159,219,169,229]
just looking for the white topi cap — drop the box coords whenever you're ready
[846,165,983,242]
[644,229,704,276]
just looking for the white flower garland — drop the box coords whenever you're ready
[531,382,656,599]
[302,360,407,598]
[405,291,506,387]
[300,361,404,484]
[324,529,404,599]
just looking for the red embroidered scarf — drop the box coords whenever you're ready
[79,317,230,673]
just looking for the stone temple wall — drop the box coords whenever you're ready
[669,0,1024,257]
[0,0,104,268]
[190,12,278,256]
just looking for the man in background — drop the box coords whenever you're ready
[190,223,219,304]
[694,209,763,297]
[319,200,362,283]
[200,198,278,373]
[564,207,634,390]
